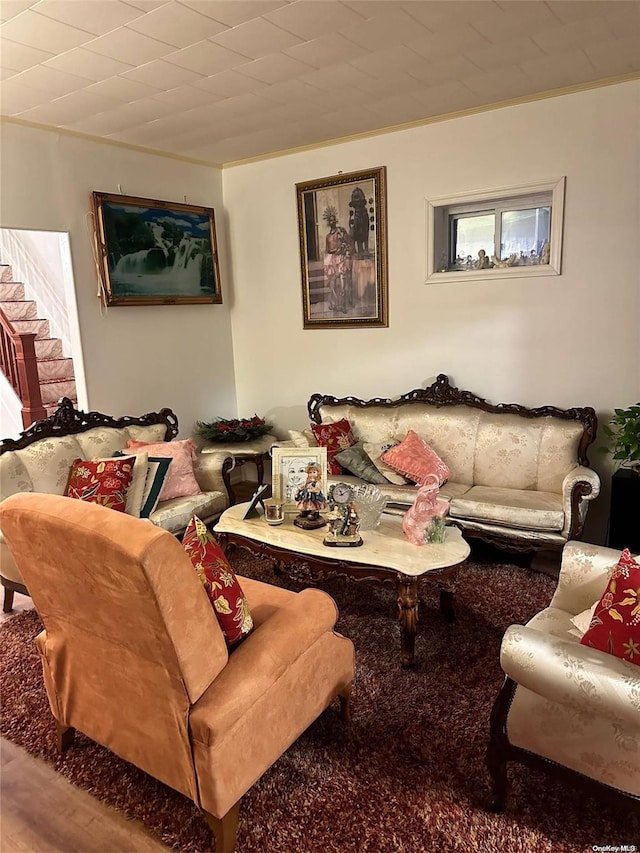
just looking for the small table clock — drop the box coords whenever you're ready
[323,483,363,547]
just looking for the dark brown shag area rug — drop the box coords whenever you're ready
[2,550,638,852]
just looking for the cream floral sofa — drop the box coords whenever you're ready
[487,541,640,808]
[306,374,600,554]
[0,398,229,611]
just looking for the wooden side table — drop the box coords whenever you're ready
[199,435,276,506]
[607,467,640,552]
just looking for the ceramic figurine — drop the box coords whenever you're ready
[402,475,449,546]
[323,482,363,547]
[293,463,327,530]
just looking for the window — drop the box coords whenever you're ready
[426,178,565,282]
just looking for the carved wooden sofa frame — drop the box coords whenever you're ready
[308,374,599,555]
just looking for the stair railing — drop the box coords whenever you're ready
[0,307,47,428]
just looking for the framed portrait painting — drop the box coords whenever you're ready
[271,447,328,511]
[92,192,222,306]
[295,167,388,329]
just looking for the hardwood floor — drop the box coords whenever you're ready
[1,739,170,853]
[1,597,173,852]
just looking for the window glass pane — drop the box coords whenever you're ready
[501,207,550,264]
[452,214,494,268]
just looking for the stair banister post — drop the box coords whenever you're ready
[13,331,47,428]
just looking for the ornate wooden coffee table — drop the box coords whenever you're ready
[214,503,470,667]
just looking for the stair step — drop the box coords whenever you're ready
[34,338,63,359]
[37,357,74,383]
[0,282,24,300]
[0,265,14,282]
[0,299,37,321]
[39,378,76,404]
[10,318,50,339]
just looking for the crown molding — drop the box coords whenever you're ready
[1,72,637,172]
[221,72,640,169]
[0,116,224,170]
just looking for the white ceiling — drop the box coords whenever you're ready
[1,0,639,166]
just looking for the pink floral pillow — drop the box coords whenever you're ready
[381,430,450,486]
[126,439,201,502]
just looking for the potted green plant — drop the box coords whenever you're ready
[600,404,640,472]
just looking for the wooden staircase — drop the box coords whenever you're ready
[0,263,76,425]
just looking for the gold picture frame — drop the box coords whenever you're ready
[295,166,388,329]
[92,191,222,306]
[271,446,328,512]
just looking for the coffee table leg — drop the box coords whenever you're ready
[440,588,455,622]
[397,577,419,668]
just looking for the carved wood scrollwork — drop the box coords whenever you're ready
[1,397,179,453]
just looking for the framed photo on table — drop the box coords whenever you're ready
[295,166,388,329]
[92,191,222,306]
[272,447,328,511]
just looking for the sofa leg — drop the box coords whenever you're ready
[486,676,517,812]
[3,587,14,613]
[203,801,240,853]
[339,682,353,723]
[56,722,75,753]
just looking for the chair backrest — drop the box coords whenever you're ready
[0,492,228,802]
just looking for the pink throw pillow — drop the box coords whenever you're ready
[126,439,201,502]
[381,430,450,486]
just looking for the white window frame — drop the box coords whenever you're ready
[425,177,565,283]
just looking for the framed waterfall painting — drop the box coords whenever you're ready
[92,192,222,306]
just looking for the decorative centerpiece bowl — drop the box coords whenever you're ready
[195,415,273,443]
[352,484,388,530]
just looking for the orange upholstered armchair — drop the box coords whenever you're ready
[0,493,355,852]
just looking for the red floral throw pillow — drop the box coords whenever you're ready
[65,457,134,513]
[182,515,253,648]
[311,419,356,475]
[381,430,450,486]
[580,548,640,666]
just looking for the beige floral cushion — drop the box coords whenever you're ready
[75,427,130,458]
[0,451,33,501]
[449,485,564,531]
[150,491,226,534]
[15,435,84,495]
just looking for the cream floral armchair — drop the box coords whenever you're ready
[487,541,640,809]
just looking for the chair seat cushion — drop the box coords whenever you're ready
[449,486,564,531]
[149,490,226,534]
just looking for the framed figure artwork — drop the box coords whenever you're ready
[295,167,388,329]
[92,191,222,306]
[271,447,328,512]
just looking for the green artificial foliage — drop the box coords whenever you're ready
[600,404,640,466]
[424,515,447,544]
[195,415,273,443]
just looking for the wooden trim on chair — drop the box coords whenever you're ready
[486,676,640,813]
[1,576,29,612]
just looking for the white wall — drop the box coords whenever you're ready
[0,122,236,436]
[223,81,640,541]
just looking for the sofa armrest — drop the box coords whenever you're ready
[192,452,229,501]
[500,624,640,729]
[551,540,622,614]
[561,466,600,538]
